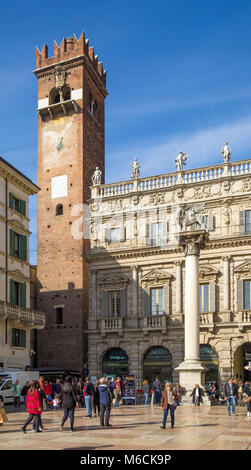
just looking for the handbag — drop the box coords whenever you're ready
[0,408,8,423]
[243,395,251,403]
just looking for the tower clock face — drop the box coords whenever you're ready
[41,115,77,169]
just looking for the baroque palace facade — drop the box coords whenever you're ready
[86,157,251,389]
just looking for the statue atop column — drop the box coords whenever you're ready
[92,167,102,186]
[175,151,187,171]
[221,141,231,163]
[176,204,207,232]
[130,158,141,179]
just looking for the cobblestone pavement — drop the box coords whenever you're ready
[0,404,250,450]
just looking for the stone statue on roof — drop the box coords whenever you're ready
[92,167,102,186]
[130,158,141,179]
[221,141,231,163]
[175,151,188,171]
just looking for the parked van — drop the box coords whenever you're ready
[0,371,39,404]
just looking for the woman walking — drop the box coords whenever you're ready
[21,380,42,433]
[142,380,150,406]
[243,382,251,417]
[60,376,78,432]
[190,384,204,406]
[160,382,177,429]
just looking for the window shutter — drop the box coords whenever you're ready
[120,227,126,242]
[10,279,15,305]
[20,200,26,216]
[12,329,16,347]
[143,287,150,316]
[104,228,110,243]
[21,330,26,348]
[21,283,26,308]
[209,282,216,312]
[101,290,109,318]
[145,223,151,246]
[9,193,14,209]
[20,235,27,262]
[208,214,214,231]
[239,211,245,235]
[237,279,244,311]
[163,285,170,315]
[120,289,126,317]
[10,229,14,257]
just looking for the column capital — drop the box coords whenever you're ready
[174,260,183,267]
[221,255,231,262]
[130,265,139,272]
[179,231,207,257]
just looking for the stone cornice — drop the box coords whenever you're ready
[0,158,39,195]
[84,235,251,263]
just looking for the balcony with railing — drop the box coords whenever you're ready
[0,300,46,328]
[143,314,167,332]
[91,158,251,199]
[101,317,123,334]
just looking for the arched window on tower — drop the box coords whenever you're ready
[89,93,94,115]
[49,87,61,105]
[56,204,63,216]
[62,85,71,101]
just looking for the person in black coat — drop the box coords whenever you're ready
[190,384,204,406]
[93,380,100,417]
[60,376,78,432]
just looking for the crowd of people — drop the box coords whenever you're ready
[0,375,250,433]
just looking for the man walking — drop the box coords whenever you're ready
[12,380,22,409]
[152,377,162,406]
[21,381,30,410]
[224,377,238,416]
[84,377,94,418]
[98,378,113,428]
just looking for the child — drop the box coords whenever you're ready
[52,394,61,411]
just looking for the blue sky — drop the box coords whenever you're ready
[1,1,251,263]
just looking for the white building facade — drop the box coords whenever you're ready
[0,157,45,371]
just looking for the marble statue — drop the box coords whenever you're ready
[176,204,207,231]
[92,167,102,186]
[175,151,188,171]
[130,158,141,179]
[221,141,231,163]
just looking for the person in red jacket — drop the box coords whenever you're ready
[21,381,42,433]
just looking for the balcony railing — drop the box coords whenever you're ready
[0,300,45,328]
[101,318,123,331]
[200,312,214,325]
[237,311,251,323]
[143,315,167,330]
[91,158,251,199]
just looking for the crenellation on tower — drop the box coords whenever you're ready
[35,32,106,86]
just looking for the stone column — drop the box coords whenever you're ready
[175,231,208,403]
[175,260,183,314]
[222,256,231,321]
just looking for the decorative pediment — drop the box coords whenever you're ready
[199,265,219,280]
[234,260,251,277]
[9,219,31,235]
[141,269,172,287]
[8,270,30,282]
[98,273,129,288]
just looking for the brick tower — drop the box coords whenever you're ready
[34,33,107,372]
